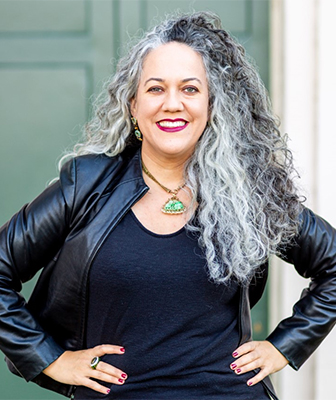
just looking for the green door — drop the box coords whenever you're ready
[0,1,269,398]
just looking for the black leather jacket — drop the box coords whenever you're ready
[1,146,336,399]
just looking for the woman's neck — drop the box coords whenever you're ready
[141,151,187,188]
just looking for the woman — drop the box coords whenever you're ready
[0,11,336,400]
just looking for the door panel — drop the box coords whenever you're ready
[0,0,88,33]
[0,67,88,222]
[146,0,248,32]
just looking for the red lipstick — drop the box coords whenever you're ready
[156,118,189,133]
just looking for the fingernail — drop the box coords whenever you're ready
[248,381,253,386]
[120,347,125,353]
[236,368,241,374]
[231,363,237,369]
[232,352,239,357]
[121,373,127,379]
[107,389,111,394]
[118,379,125,384]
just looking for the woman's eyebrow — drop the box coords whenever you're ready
[181,77,202,84]
[144,77,164,85]
[144,77,202,85]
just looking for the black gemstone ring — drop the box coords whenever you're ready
[90,356,100,370]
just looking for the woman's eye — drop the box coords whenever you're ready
[184,86,199,93]
[148,87,163,93]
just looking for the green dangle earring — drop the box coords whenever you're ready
[131,117,142,141]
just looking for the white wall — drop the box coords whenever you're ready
[270,0,336,399]
[314,2,336,399]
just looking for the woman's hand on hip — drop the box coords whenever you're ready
[230,340,289,386]
[43,344,127,395]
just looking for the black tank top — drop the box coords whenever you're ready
[74,210,270,399]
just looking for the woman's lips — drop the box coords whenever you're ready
[156,119,189,132]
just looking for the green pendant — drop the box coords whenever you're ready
[161,196,186,215]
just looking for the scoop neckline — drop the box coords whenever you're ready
[129,209,186,238]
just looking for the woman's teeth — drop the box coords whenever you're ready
[158,121,186,128]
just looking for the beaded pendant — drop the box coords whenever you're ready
[161,195,186,214]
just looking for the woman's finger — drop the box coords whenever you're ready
[91,369,126,385]
[91,344,125,357]
[232,341,257,358]
[246,367,270,387]
[230,352,257,370]
[232,359,261,375]
[95,360,128,380]
[80,377,113,395]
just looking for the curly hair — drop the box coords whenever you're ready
[63,11,303,285]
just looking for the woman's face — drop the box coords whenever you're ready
[131,42,209,161]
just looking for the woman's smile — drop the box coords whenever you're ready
[156,119,189,132]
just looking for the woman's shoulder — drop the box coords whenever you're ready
[61,145,140,183]
[58,145,142,203]
[62,152,121,175]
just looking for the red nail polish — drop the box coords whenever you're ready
[121,373,127,379]
[248,381,253,386]
[231,363,237,369]
[232,352,239,357]
[118,378,124,383]
[236,368,241,374]
[120,347,125,353]
[107,389,111,394]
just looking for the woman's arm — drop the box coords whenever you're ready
[266,207,336,369]
[0,157,129,395]
[0,159,75,381]
[229,207,336,386]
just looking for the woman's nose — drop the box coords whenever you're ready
[162,90,184,112]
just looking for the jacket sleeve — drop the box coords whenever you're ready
[266,207,336,370]
[0,158,76,382]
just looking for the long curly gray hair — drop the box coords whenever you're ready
[65,11,303,285]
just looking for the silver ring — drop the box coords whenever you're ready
[90,356,100,370]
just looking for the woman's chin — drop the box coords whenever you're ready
[142,141,197,161]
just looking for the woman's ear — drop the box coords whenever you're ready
[130,97,137,117]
